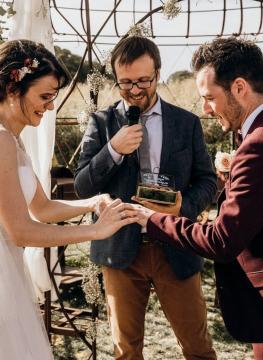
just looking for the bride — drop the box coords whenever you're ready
[0,39,137,359]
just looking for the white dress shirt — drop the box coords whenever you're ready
[241,103,263,139]
[108,97,163,171]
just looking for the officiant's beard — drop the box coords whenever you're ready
[123,90,158,113]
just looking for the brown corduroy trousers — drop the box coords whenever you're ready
[103,242,217,360]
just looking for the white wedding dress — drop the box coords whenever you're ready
[0,127,54,359]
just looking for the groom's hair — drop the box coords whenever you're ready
[191,37,263,93]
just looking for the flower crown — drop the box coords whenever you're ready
[10,58,39,82]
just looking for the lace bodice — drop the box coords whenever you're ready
[0,125,37,205]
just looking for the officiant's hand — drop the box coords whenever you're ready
[131,191,182,216]
[110,125,143,155]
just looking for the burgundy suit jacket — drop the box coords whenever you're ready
[147,111,263,342]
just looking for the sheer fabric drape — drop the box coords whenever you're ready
[8,0,60,301]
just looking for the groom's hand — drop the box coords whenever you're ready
[124,202,155,228]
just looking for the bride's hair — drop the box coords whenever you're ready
[0,39,70,102]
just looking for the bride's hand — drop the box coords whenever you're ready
[77,194,113,215]
[93,193,113,215]
[131,191,182,216]
[93,199,138,239]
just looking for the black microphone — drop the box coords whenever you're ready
[126,106,141,166]
[127,105,141,126]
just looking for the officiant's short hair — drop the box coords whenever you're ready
[111,36,161,77]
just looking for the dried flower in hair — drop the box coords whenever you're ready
[31,58,39,68]
[24,58,31,67]
[163,0,181,20]
[10,69,20,82]
[10,58,40,82]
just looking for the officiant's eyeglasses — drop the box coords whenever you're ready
[117,73,156,90]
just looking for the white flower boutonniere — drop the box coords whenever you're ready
[214,150,236,172]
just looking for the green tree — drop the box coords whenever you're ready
[167,70,193,84]
[54,46,114,83]
[54,46,88,82]
[201,119,233,161]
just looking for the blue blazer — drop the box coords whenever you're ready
[74,98,217,279]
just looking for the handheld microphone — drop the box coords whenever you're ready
[127,105,141,126]
[126,106,141,166]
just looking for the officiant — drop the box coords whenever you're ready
[74,35,217,360]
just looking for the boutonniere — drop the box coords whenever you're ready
[214,150,236,173]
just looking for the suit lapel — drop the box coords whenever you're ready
[113,98,187,171]
[229,110,263,195]
[235,110,263,152]
[112,101,128,129]
[246,110,263,136]
[159,99,179,173]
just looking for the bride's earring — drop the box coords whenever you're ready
[9,97,15,108]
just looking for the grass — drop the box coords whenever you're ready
[52,244,254,360]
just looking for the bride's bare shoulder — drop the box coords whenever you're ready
[0,128,17,160]
[0,126,15,140]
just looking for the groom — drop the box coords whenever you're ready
[135,36,263,359]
